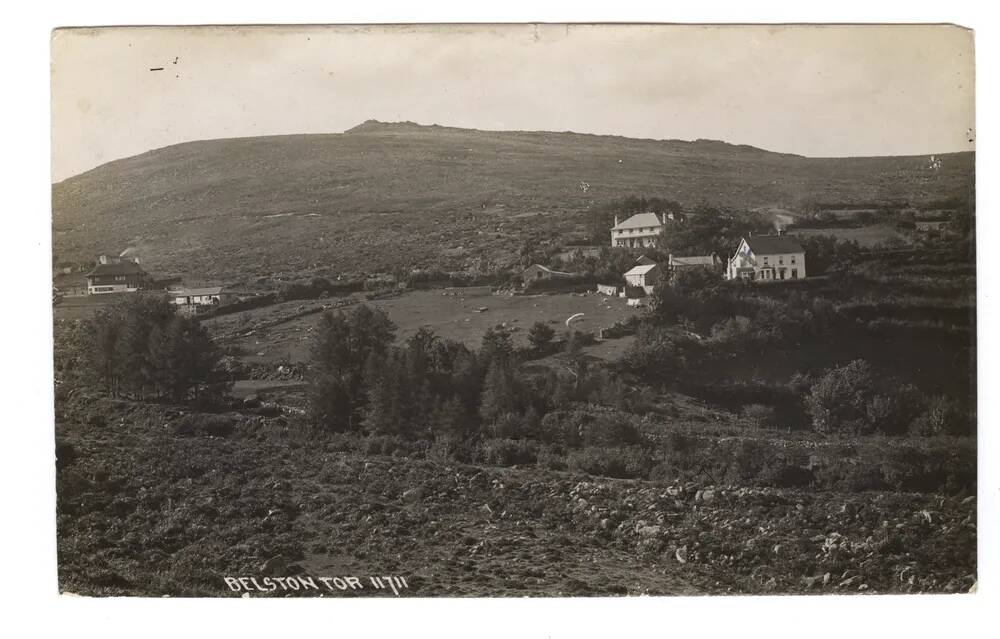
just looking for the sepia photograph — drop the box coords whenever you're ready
[48,22,977,599]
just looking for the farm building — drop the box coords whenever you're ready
[611,212,675,248]
[669,253,722,270]
[85,255,152,295]
[624,263,663,294]
[171,286,235,311]
[727,235,806,282]
[522,264,576,283]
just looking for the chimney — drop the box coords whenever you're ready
[614,215,619,227]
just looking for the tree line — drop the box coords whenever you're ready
[60,294,230,403]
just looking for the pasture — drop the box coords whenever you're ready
[207,289,643,366]
[792,225,909,247]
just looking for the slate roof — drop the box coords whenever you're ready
[173,287,224,297]
[670,255,716,266]
[625,264,659,276]
[612,212,665,230]
[86,261,148,277]
[744,235,804,255]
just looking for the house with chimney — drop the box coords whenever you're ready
[726,235,807,282]
[85,254,152,295]
[610,212,675,248]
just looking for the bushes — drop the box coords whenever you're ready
[537,410,642,448]
[910,395,971,437]
[475,438,539,467]
[803,360,971,437]
[567,446,653,479]
[740,404,776,430]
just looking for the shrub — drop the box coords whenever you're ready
[740,404,776,429]
[527,321,556,351]
[475,438,539,467]
[803,360,876,434]
[536,444,568,471]
[760,463,814,488]
[487,412,528,439]
[910,395,969,437]
[567,446,653,479]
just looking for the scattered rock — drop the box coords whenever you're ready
[261,555,287,576]
[675,545,689,564]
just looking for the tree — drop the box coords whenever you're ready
[480,325,514,367]
[146,315,229,403]
[307,305,396,431]
[527,321,556,352]
[479,358,523,423]
[82,293,229,402]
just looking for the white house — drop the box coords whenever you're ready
[727,235,806,282]
[611,212,672,248]
[624,263,663,294]
[171,286,234,310]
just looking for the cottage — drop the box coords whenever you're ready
[611,212,673,248]
[171,286,234,308]
[727,235,806,281]
[624,263,663,294]
[522,264,576,283]
[85,255,152,295]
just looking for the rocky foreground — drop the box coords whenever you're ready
[56,398,976,597]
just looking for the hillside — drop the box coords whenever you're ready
[52,121,974,280]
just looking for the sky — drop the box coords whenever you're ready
[50,24,975,182]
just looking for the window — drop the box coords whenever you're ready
[791,269,798,278]
[791,255,796,264]
[762,256,768,264]
[778,256,784,265]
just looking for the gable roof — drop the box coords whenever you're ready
[174,287,224,297]
[625,264,659,276]
[613,212,664,230]
[743,235,804,255]
[670,255,716,266]
[86,261,147,277]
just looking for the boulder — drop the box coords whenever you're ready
[260,555,288,576]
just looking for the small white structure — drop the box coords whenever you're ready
[624,263,663,294]
[596,284,618,296]
[171,286,233,309]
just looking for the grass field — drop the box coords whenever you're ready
[792,225,911,247]
[205,289,643,366]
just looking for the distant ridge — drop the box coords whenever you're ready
[53,121,974,280]
[343,119,797,157]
